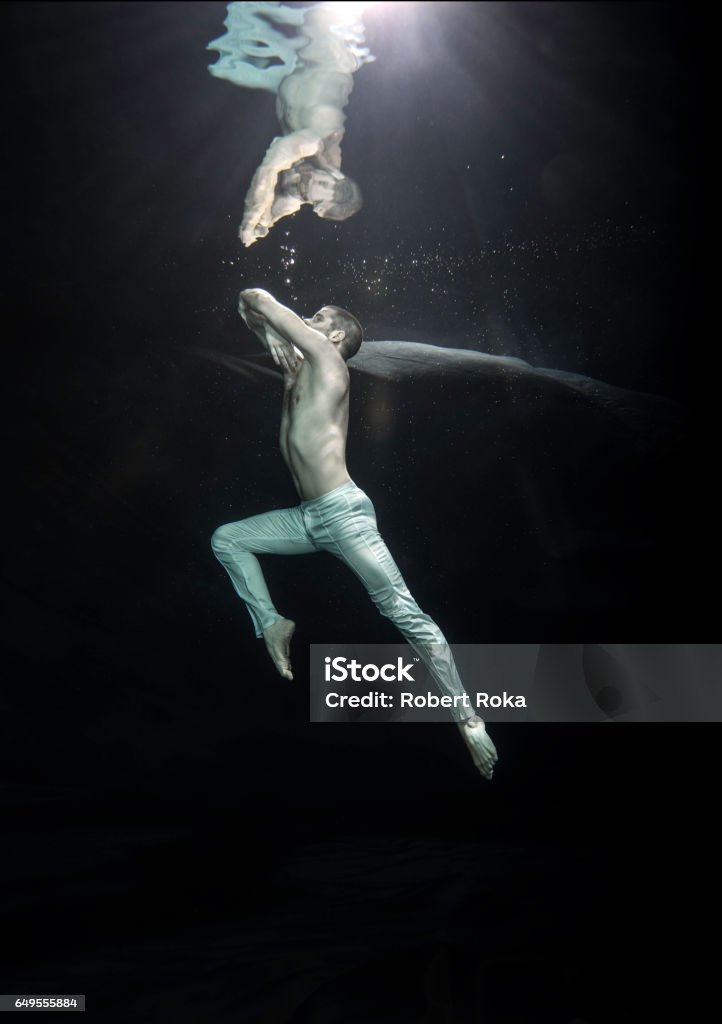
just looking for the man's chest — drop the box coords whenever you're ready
[284,377,307,412]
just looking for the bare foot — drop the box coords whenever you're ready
[457,716,498,780]
[263,617,296,680]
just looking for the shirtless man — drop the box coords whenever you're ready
[210,288,499,781]
[238,3,367,246]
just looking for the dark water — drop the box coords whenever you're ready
[1,2,713,1019]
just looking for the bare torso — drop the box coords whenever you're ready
[279,351,351,500]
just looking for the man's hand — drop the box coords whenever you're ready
[266,328,300,374]
[239,288,274,313]
[240,218,271,248]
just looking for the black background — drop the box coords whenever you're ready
[1,2,715,1020]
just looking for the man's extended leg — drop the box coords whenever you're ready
[211,504,317,677]
[303,482,498,778]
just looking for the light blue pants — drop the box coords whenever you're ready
[211,480,472,720]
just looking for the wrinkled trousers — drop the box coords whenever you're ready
[211,480,472,721]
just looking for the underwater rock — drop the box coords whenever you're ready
[195,338,684,440]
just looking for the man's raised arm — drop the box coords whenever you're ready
[240,289,331,364]
[240,131,322,247]
[239,291,300,375]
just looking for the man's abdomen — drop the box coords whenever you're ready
[286,433,349,501]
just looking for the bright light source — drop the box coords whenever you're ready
[325,2,378,18]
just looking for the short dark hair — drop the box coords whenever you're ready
[317,176,363,221]
[325,305,363,361]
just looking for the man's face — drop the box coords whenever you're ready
[304,308,337,340]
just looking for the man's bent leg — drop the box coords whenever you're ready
[211,504,316,637]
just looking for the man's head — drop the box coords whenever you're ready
[291,163,363,221]
[304,306,363,361]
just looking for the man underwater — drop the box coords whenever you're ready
[234,2,366,246]
[211,289,498,780]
